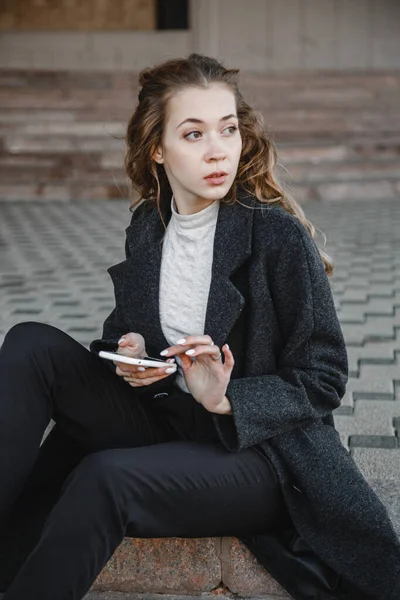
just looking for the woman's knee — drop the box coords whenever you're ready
[62,451,130,499]
[3,322,71,357]
[58,451,131,528]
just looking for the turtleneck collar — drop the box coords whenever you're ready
[170,195,220,235]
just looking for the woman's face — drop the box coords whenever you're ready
[153,84,242,214]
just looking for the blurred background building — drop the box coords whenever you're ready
[0,0,399,203]
[1,0,399,72]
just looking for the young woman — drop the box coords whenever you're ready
[0,54,399,600]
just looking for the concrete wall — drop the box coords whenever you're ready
[0,0,399,71]
[0,31,191,71]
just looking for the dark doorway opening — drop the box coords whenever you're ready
[157,0,189,30]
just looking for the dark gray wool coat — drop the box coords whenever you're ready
[90,187,400,600]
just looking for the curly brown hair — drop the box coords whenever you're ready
[125,53,334,276]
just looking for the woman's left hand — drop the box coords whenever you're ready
[160,335,234,413]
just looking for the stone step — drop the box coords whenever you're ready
[2,135,125,153]
[277,139,400,164]
[0,90,137,111]
[291,179,400,202]
[0,68,398,203]
[3,133,400,158]
[1,114,400,138]
[3,131,400,160]
[0,108,133,124]
[1,101,399,117]
[0,166,127,184]
[272,130,400,143]
[2,137,400,165]
[0,182,132,201]
[0,151,123,170]
[277,159,400,183]
[2,157,399,186]
[90,537,289,598]
[0,152,400,184]
[1,179,398,203]
[0,106,392,124]
[1,71,399,112]
[0,122,126,136]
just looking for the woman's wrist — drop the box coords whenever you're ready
[212,395,232,415]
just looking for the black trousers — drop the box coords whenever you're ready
[0,322,289,600]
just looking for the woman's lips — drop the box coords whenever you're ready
[204,174,227,185]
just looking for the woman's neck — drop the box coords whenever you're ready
[172,194,218,215]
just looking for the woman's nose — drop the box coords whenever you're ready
[205,145,226,162]
[204,133,227,161]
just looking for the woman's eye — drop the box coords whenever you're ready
[223,126,238,135]
[184,131,202,140]
[184,126,238,141]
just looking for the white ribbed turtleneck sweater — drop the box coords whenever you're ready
[159,196,220,393]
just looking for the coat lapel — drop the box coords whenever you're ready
[123,191,254,353]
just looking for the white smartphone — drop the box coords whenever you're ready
[99,350,174,369]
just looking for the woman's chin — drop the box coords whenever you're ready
[203,183,230,199]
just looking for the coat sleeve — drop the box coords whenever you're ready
[89,206,178,395]
[213,220,349,452]
[90,200,150,355]
[89,240,133,358]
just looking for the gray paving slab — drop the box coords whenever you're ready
[0,198,400,531]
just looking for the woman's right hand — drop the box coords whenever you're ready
[114,332,177,387]
[116,332,147,359]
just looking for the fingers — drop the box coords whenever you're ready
[115,364,135,377]
[117,341,142,358]
[222,344,234,368]
[117,332,147,359]
[115,361,177,380]
[160,334,214,357]
[183,344,219,359]
[182,343,234,365]
[125,371,173,387]
[118,333,138,347]
[123,367,176,387]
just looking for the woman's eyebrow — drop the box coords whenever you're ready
[176,114,238,129]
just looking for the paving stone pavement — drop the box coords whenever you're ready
[0,198,399,540]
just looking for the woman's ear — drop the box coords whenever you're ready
[152,145,164,165]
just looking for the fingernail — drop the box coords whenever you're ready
[118,337,126,344]
[160,349,169,356]
[225,344,229,350]
[176,338,186,345]
[185,349,195,355]
[165,367,176,374]
[137,367,145,372]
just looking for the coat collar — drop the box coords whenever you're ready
[123,188,257,353]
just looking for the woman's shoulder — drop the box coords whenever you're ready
[250,200,310,254]
[127,199,156,228]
